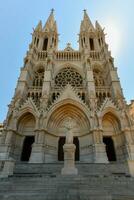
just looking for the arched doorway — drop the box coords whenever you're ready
[21,136,35,161]
[103,137,116,161]
[102,112,121,161]
[58,137,80,161]
[17,113,36,161]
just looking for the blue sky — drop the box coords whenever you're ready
[0,0,134,122]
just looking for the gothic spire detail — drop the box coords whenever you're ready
[80,10,95,32]
[95,21,103,31]
[35,20,42,32]
[43,9,57,32]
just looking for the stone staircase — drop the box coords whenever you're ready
[0,162,134,200]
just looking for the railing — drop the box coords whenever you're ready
[89,51,101,60]
[89,48,106,61]
[55,51,81,61]
[36,49,105,61]
[96,86,111,94]
[38,51,48,60]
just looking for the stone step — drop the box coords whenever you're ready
[14,162,128,176]
[0,162,133,200]
[0,194,112,200]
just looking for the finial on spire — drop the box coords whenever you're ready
[51,8,54,14]
[80,9,95,32]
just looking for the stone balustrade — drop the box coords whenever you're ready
[38,51,48,60]
[96,86,111,94]
[33,49,106,61]
[55,51,81,61]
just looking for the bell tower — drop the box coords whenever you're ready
[32,9,58,52]
[79,10,98,52]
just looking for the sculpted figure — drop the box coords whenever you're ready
[64,117,76,144]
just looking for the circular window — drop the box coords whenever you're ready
[55,67,83,88]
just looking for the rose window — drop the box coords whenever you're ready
[55,67,83,88]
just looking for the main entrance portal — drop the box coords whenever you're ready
[103,137,116,161]
[21,136,35,161]
[58,137,79,161]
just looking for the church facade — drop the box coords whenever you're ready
[0,10,134,177]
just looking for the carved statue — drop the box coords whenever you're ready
[64,117,76,144]
[89,91,97,117]
[116,90,126,110]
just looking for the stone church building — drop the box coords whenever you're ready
[0,10,134,199]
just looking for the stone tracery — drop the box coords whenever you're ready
[55,67,83,88]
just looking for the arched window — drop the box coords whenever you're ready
[55,67,83,88]
[43,38,48,51]
[33,68,44,88]
[89,38,94,50]
[83,37,85,44]
[93,69,105,87]
[27,68,44,102]
[34,37,36,44]
[36,38,39,47]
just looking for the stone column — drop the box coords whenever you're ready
[61,143,78,175]
[0,130,15,159]
[29,130,45,163]
[92,129,108,163]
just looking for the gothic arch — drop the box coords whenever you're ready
[46,99,90,136]
[99,106,121,129]
[101,111,123,162]
[54,63,84,78]
[33,63,45,72]
[102,111,121,136]
[16,112,36,162]
[93,67,105,87]
[17,106,38,122]
[17,112,36,134]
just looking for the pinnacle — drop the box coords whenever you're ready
[43,9,56,32]
[95,20,103,31]
[35,20,42,31]
[80,10,95,32]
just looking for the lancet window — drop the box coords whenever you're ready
[93,69,105,87]
[27,68,44,103]
[33,68,44,88]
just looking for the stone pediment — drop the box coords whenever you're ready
[48,84,89,110]
[98,97,118,114]
[19,97,40,116]
[64,43,74,51]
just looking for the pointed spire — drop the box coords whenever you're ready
[80,10,95,32]
[43,9,56,32]
[53,21,58,32]
[35,20,42,32]
[95,21,103,31]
